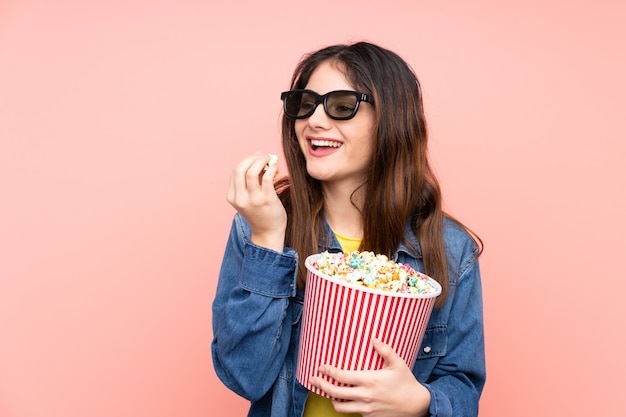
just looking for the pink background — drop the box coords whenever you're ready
[1,1,625,416]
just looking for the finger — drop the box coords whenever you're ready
[331,398,362,415]
[232,154,258,186]
[260,163,279,187]
[234,154,266,189]
[227,155,255,206]
[372,338,402,368]
[226,152,279,210]
[246,156,272,191]
[227,153,270,205]
[318,364,365,386]
[310,376,359,402]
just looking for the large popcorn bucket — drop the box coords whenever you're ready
[296,253,442,398]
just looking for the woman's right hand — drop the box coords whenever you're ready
[226,153,287,252]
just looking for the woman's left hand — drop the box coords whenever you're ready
[309,339,431,417]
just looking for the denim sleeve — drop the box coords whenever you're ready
[424,249,486,417]
[211,215,299,401]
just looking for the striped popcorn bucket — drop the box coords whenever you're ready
[296,253,442,398]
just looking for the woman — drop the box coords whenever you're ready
[212,41,485,417]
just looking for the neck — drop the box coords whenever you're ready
[322,181,365,239]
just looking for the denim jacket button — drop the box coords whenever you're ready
[423,346,432,353]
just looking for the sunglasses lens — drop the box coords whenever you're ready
[325,92,358,119]
[284,91,315,118]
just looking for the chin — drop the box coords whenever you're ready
[306,167,333,182]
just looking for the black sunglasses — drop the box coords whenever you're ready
[280,89,374,120]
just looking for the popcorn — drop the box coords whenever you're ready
[263,153,279,179]
[310,250,439,295]
[267,153,278,167]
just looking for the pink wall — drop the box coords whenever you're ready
[1,1,625,416]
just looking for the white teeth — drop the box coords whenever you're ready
[310,139,342,148]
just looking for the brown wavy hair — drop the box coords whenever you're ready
[275,42,482,306]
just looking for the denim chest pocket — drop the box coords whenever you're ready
[417,326,447,359]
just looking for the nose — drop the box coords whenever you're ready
[306,102,331,128]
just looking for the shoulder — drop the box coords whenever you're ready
[442,216,481,279]
[442,217,478,251]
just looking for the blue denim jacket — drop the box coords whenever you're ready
[212,213,485,416]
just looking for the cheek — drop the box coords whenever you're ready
[355,136,376,162]
[294,119,307,132]
[294,121,307,144]
[352,125,376,150]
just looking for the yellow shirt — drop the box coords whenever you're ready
[302,232,362,417]
[334,232,361,253]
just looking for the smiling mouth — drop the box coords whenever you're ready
[310,139,342,151]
